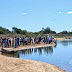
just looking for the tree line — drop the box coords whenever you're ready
[0,27,11,34]
[0,26,72,34]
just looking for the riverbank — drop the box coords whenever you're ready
[55,38,71,40]
[0,55,65,72]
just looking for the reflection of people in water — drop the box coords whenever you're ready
[54,45,57,48]
[19,47,53,56]
[1,53,18,58]
[1,46,54,58]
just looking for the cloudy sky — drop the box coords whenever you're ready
[0,0,72,33]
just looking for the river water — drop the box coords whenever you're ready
[1,40,72,72]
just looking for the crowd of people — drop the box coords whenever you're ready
[0,35,56,48]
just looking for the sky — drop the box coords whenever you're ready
[0,0,72,33]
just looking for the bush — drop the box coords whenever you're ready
[0,30,4,34]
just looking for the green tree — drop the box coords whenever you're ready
[12,27,21,34]
[0,30,4,34]
[0,27,11,34]
[21,30,27,34]
[60,30,68,34]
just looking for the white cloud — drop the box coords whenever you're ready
[57,12,63,14]
[57,11,72,15]
[58,12,62,13]
[22,13,27,14]
[67,11,72,14]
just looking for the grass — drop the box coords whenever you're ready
[0,34,72,38]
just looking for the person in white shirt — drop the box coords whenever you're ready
[24,37,27,45]
[48,36,51,44]
[19,37,22,45]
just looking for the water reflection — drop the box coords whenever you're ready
[20,46,53,56]
[58,40,72,46]
[60,40,72,43]
[54,45,57,48]
[1,52,18,58]
[1,46,54,58]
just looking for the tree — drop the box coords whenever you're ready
[41,27,51,34]
[60,30,68,34]
[21,30,27,34]
[12,27,28,34]
[0,30,4,34]
[50,31,56,34]
[0,27,11,34]
[12,27,21,34]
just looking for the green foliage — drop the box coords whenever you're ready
[1,26,72,36]
[12,27,27,34]
[50,31,56,34]
[59,30,68,34]
[68,32,72,34]
[21,30,27,34]
[0,30,4,34]
[39,27,56,34]
[0,27,11,34]
[12,27,21,33]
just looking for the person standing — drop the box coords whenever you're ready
[29,37,32,44]
[24,37,27,45]
[12,38,14,47]
[19,37,22,45]
[49,36,51,44]
[7,38,9,48]
[51,36,53,42]
[1,37,3,49]
[17,37,19,45]
[0,37,1,47]
[46,37,48,44]
[23,37,25,45]
[9,39,11,47]
[34,37,36,44]
[4,38,7,48]
[14,37,17,48]
[43,37,46,44]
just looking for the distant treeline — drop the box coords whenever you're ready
[0,27,11,34]
[0,26,72,34]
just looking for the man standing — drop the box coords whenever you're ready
[1,37,3,49]
[19,37,22,45]
[14,37,17,48]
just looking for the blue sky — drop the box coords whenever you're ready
[0,0,72,33]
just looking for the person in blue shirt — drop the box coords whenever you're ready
[34,37,36,44]
[4,38,7,48]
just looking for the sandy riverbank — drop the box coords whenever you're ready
[55,38,70,40]
[0,55,65,72]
